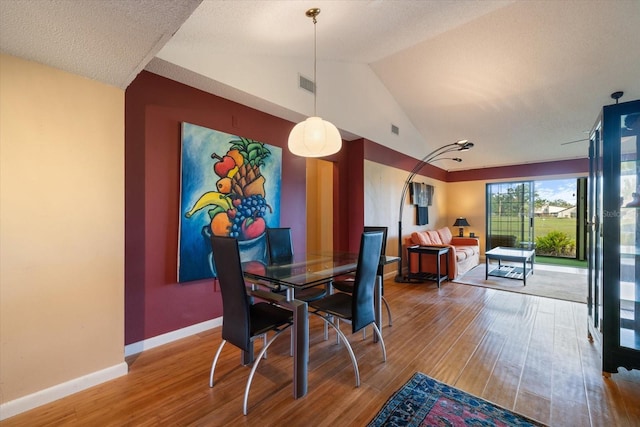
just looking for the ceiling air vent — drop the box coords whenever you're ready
[391,124,400,135]
[299,74,315,94]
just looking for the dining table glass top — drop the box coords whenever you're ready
[242,252,398,289]
[242,251,357,289]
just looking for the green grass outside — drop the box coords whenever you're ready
[534,217,577,238]
[490,215,578,239]
[536,255,587,268]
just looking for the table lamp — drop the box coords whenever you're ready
[453,217,470,237]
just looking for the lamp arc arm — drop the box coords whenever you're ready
[398,144,467,220]
[395,140,473,282]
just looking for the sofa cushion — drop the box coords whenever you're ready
[426,230,443,244]
[451,237,480,246]
[411,231,431,246]
[437,227,453,245]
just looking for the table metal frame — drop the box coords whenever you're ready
[406,245,450,287]
[241,253,397,399]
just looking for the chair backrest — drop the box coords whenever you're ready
[351,231,384,333]
[266,227,293,265]
[210,235,252,352]
[363,226,388,275]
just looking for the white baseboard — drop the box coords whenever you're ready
[124,317,222,357]
[0,362,128,421]
[1,317,223,421]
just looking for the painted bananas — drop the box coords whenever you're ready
[185,191,232,218]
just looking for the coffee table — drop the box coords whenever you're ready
[485,246,535,285]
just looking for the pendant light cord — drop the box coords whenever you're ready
[313,15,317,116]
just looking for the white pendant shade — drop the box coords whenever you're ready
[287,116,342,157]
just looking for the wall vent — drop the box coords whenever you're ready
[391,124,400,135]
[299,74,315,94]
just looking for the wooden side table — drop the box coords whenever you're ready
[406,245,450,287]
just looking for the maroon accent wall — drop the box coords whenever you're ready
[364,140,449,182]
[447,158,589,182]
[125,71,312,344]
[342,139,365,252]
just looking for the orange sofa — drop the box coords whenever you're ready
[405,227,480,280]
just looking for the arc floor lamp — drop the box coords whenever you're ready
[395,140,474,282]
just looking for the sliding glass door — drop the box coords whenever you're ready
[486,181,534,250]
[533,178,585,260]
[588,124,603,337]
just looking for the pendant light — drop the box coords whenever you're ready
[288,8,342,157]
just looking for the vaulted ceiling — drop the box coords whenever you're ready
[2,0,639,171]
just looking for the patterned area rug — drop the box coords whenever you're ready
[453,264,587,304]
[368,373,546,427]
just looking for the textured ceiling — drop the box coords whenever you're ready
[0,0,201,88]
[2,0,639,171]
[161,0,513,63]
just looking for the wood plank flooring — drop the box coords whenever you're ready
[3,279,639,426]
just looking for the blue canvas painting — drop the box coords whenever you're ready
[178,123,282,282]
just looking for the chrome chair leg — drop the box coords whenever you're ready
[310,313,360,387]
[244,325,292,415]
[382,296,392,326]
[371,322,387,362]
[209,340,227,387]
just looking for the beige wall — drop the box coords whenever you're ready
[0,55,125,410]
[445,180,488,256]
[365,160,449,258]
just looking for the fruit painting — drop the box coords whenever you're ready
[178,123,281,282]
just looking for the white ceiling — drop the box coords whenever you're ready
[2,0,639,171]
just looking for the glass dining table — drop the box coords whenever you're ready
[242,251,398,399]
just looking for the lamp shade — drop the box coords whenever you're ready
[288,116,342,157]
[453,217,470,227]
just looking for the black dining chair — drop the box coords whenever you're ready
[266,227,326,302]
[308,231,387,387]
[209,235,293,415]
[332,226,392,327]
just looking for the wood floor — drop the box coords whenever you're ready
[4,278,640,426]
